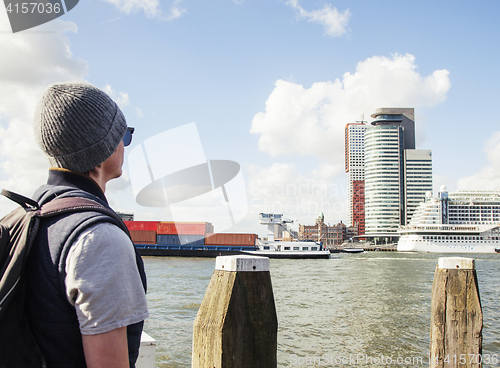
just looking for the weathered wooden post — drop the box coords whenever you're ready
[430,257,482,368]
[192,255,277,368]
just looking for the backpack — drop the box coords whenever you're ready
[0,189,128,368]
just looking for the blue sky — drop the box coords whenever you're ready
[1,0,500,236]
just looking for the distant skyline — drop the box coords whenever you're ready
[1,0,500,237]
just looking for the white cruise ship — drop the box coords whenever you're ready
[398,187,500,253]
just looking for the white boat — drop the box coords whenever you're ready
[243,239,330,259]
[398,187,500,253]
[243,213,330,258]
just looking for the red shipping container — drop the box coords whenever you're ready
[124,221,159,232]
[205,233,257,247]
[157,222,208,235]
[130,230,157,244]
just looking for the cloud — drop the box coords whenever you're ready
[103,84,130,107]
[286,0,350,37]
[247,163,348,228]
[99,0,186,20]
[250,53,451,166]
[456,132,500,191]
[0,13,88,213]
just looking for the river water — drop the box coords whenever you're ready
[142,252,500,367]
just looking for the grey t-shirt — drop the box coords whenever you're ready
[65,222,149,335]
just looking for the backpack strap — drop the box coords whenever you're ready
[1,189,39,210]
[39,197,130,235]
[40,197,118,220]
[1,190,129,235]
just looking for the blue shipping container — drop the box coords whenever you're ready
[157,234,205,246]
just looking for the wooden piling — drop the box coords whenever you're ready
[430,257,482,368]
[192,255,277,368]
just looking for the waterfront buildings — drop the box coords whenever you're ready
[346,108,433,242]
[298,212,356,246]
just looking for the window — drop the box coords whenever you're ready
[293,247,300,250]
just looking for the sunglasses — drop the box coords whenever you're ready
[123,127,134,146]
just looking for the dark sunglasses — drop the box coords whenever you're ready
[123,127,134,146]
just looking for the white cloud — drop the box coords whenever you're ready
[165,0,187,21]
[0,13,88,214]
[286,0,350,37]
[250,53,451,167]
[99,0,186,20]
[456,132,500,191]
[247,163,348,229]
[103,84,130,107]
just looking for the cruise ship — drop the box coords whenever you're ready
[398,187,500,253]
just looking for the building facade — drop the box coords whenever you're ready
[364,124,404,234]
[345,122,366,235]
[347,108,433,240]
[299,213,356,246]
[404,149,433,224]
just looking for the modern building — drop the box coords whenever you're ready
[346,108,433,243]
[345,122,367,235]
[404,149,433,224]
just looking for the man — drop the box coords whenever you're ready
[25,82,148,367]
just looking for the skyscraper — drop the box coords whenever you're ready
[346,108,433,242]
[345,122,366,235]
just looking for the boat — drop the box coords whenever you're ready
[243,213,330,259]
[398,187,500,253]
[125,220,260,257]
[242,239,330,259]
[126,217,330,258]
[134,244,257,258]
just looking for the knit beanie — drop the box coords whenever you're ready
[34,82,127,173]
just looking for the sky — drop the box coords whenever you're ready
[1,0,500,237]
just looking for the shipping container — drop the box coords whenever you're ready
[204,233,257,247]
[179,234,205,246]
[157,222,211,235]
[156,234,205,246]
[130,230,156,244]
[124,221,159,232]
[156,234,180,245]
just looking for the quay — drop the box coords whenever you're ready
[329,243,397,252]
[360,245,397,251]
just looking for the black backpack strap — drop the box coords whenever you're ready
[1,189,39,210]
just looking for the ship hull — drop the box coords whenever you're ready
[398,235,498,253]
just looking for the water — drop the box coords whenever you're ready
[142,253,500,367]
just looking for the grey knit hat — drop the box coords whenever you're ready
[34,82,127,173]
